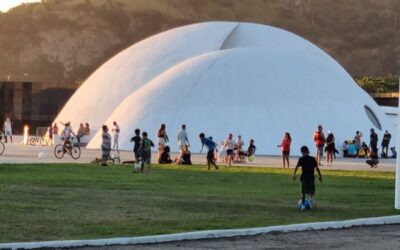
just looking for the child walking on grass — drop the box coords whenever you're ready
[293,146,322,211]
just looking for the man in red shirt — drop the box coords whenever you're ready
[313,125,326,166]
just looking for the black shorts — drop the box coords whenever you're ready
[207,150,214,161]
[282,150,290,156]
[301,181,315,196]
[140,151,151,164]
[226,149,234,156]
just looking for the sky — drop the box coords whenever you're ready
[0,0,40,12]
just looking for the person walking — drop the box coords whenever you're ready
[139,132,154,173]
[224,133,235,167]
[112,121,120,153]
[369,128,378,155]
[313,125,326,166]
[177,124,190,149]
[325,131,335,166]
[278,132,292,168]
[199,133,219,170]
[381,130,391,158]
[130,128,141,163]
[354,131,363,157]
[157,124,169,163]
[293,146,323,211]
[3,117,12,143]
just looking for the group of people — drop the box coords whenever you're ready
[199,133,257,170]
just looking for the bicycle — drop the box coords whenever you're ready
[29,136,48,146]
[0,141,4,155]
[54,138,81,159]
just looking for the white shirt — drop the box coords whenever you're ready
[62,126,73,138]
[225,139,235,150]
[3,120,11,132]
[177,129,189,146]
[113,124,120,136]
[236,138,244,149]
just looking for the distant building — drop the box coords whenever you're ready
[0,81,74,133]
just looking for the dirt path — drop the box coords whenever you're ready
[61,224,400,250]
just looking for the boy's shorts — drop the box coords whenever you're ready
[226,149,234,156]
[301,181,315,196]
[207,150,214,161]
[141,151,151,164]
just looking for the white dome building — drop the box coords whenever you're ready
[57,22,396,155]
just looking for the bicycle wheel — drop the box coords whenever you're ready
[54,144,65,159]
[0,142,4,155]
[71,145,81,159]
[29,137,37,146]
[40,138,48,146]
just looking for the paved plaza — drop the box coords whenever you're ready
[0,136,396,172]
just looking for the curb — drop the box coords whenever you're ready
[1,215,400,249]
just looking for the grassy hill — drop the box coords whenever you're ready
[0,0,399,84]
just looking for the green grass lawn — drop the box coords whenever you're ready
[0,163,399,243]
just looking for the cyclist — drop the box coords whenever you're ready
[60,122,76,154]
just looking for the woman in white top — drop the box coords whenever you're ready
[224,133,235,167]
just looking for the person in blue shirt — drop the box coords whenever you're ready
[347,140,357,157]
[199,133,219,170]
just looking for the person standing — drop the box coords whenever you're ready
[157,124,169,163]
[130,128,141,163]
[177,124,190,149]
[325,131,335,166]
[199,133,219,170]
[313,125,326,166]
[112,121,120,153]
[354,131,363,157]
[3,117,12,143]
[381,130,391,158]
[278,132,292,168]
[52,123,59,144]
[48,125,53,146]
[369,128,378,155]
[101,125,112,166]
[224,133,235,167]
[293,146,323,211]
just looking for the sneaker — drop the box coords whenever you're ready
[300,205,306,211]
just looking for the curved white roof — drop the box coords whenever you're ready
[55,22,332,133]
[88,48,395,155]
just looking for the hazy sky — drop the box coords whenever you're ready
[0,0,40,12]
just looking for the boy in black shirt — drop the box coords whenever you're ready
[293,146,322,210]
[130,128,141,162]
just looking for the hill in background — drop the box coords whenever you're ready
[0,0,399,84]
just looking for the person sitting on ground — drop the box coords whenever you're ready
[366,149,379,168]
[342,141,349,157]
[390,147,397,159]
[159,145,173,164]
[362,142,370,157]
[347,140,357,157]
[176,145,192,165]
